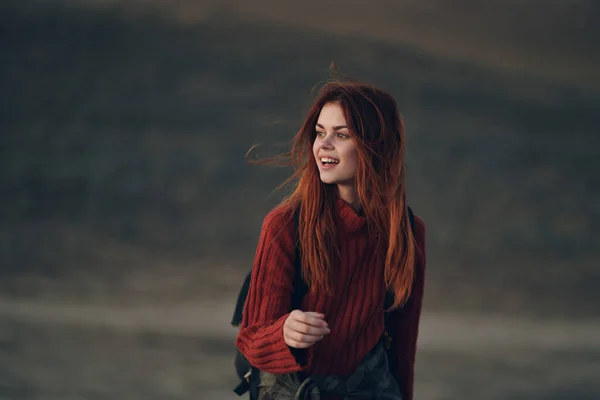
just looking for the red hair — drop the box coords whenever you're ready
[248,80,416,309]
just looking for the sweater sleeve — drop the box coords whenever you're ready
[234,208,304,373]
[390,215,426,400]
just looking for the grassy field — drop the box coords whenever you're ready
[1,299,600,399]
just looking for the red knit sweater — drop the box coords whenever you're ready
[236,198,426,400]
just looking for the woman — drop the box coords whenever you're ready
[236,80,426,400]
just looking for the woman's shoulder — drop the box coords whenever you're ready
[413,214,426,233]
[412,213,426,258]
[261,203,297,235]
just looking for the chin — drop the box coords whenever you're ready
[318,174,336,184]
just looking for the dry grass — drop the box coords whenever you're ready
[1,308,600,399]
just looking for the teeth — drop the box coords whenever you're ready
[321,157,339,164]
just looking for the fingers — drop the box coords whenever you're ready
[289,316,329,333]
[288,310,330,334]
[292,310,329,328]
[284,328,325,349]
[288,320,329,336]
[285,329,324,344]
[284,310,331,349]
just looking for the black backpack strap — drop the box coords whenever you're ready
[247,367,261,400]
[232,272,252,327]
[290,208,308,310]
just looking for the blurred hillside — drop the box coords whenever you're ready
[1,0,599,317]
[73,0,600,89]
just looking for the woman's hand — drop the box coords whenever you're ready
[283,310,330,348]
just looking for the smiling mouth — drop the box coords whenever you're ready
[320,157,339,166]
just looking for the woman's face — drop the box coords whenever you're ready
[312,102,358,187]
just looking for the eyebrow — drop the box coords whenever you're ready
[315,123,348,130]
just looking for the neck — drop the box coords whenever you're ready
[336,185,361,213]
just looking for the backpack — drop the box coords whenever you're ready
[231,207,416,399]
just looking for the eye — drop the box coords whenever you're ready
[315,131,325,137]
[337,132,350,139]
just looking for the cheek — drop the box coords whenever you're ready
[345,147,358,171]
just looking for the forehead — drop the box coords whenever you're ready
[316,102,347,126]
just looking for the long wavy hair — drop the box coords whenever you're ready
[248,79,416,309]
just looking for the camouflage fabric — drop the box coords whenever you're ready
[257,340,402,400]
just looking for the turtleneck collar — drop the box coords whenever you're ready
[333,196,367,234]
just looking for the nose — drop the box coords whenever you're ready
[318,133,334,150]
